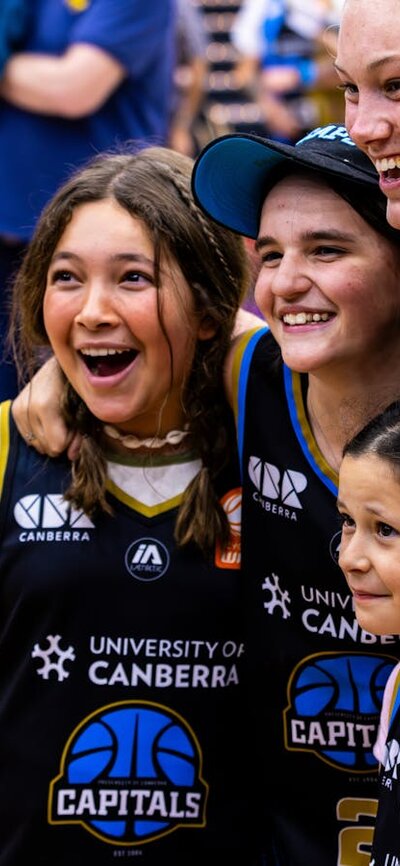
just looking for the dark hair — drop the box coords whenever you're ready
[343,400,400,475]
[10,146,250,553]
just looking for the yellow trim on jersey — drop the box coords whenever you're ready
[0,401,11,498]
[291,372,339,487]
[231,327,265,426]
[106,478,184,517]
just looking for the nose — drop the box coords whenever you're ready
[75,283,119,330]
[346,92,392,150]
[338,530,371,577]
[266,252,312,300]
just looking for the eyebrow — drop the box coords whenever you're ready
[50,251,154,266]
[334,53,400,75]
[337,497,392,519]
[255,230,356,251]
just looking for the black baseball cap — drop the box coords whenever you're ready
[192,124,381,239]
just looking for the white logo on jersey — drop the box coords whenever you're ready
[262,572,291,619]
[131,543,163,566]
[249,457,307,508]
[32,635,76,682]
[14,494,94,529]
[125,538,170,581]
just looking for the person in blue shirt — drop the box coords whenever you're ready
[0,0,176,401]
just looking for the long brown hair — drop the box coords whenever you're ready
[11,147,250,553]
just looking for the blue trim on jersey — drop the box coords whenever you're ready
[237,328,268,477]
[284,364,338,496]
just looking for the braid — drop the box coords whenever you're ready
[156,161,237,289]
[61,384,110,518]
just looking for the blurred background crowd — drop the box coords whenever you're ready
[0,0,345,399]
[175,0,344,155]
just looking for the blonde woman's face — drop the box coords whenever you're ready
[43,198,212,436]
[336,0,400,228]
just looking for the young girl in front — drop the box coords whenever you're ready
[338,401,400,866]
[0,147,260,864]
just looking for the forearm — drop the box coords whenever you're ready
[0,45,125,117]
[175,57,207,126]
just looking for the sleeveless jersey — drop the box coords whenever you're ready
[370,663,400,866]
[0,402,259,865]
[234,329,400,866]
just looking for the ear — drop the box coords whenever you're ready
[197,316,218,341]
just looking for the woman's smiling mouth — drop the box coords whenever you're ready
[80,347,139,377]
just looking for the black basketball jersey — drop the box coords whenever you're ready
[0,402,258,865]
[370,663,400,866]
[233,329,400,866]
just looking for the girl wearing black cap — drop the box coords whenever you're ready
[205,127,400,866]
[11,125,400,866]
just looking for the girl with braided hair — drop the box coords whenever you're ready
[0,147,261,864]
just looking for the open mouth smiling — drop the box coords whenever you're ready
[374,157,400,181]
[80,347,139,377]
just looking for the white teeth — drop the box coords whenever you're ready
[283,312,330,325]
[80,347,128,357]
[375,156,400,172]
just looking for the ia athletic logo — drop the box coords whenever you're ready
[249,457,307,511]
[49,700,208,846]
[284,652,397,771]
[125,538,170,581]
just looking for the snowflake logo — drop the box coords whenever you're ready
[262,573,291,619]
[32,635,76,681]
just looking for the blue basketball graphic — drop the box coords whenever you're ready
[285,653,397,770]
[49,702,207,845]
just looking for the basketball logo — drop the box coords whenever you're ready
[284,652,397,770]
[221,489,241,537]
[215,488,241,569]
[49,701,208,845]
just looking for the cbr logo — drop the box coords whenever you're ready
[14,494,94,529]
[248,458,307,509]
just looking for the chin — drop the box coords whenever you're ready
[355,610,393,637]
[280,349,323,374]
[386,199,400,230]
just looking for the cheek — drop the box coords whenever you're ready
[337,269,389,321]
[344,101,359,138]
[43,291,61,344]
[338,535,350,573]
[43,291,74,350]
[254,272,273,315]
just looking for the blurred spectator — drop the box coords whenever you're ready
[0,0,30,72]
[232,0,343,141]
[169,0,208,157]
[0,0,176,400]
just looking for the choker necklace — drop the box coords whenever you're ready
[103,423,190,450]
